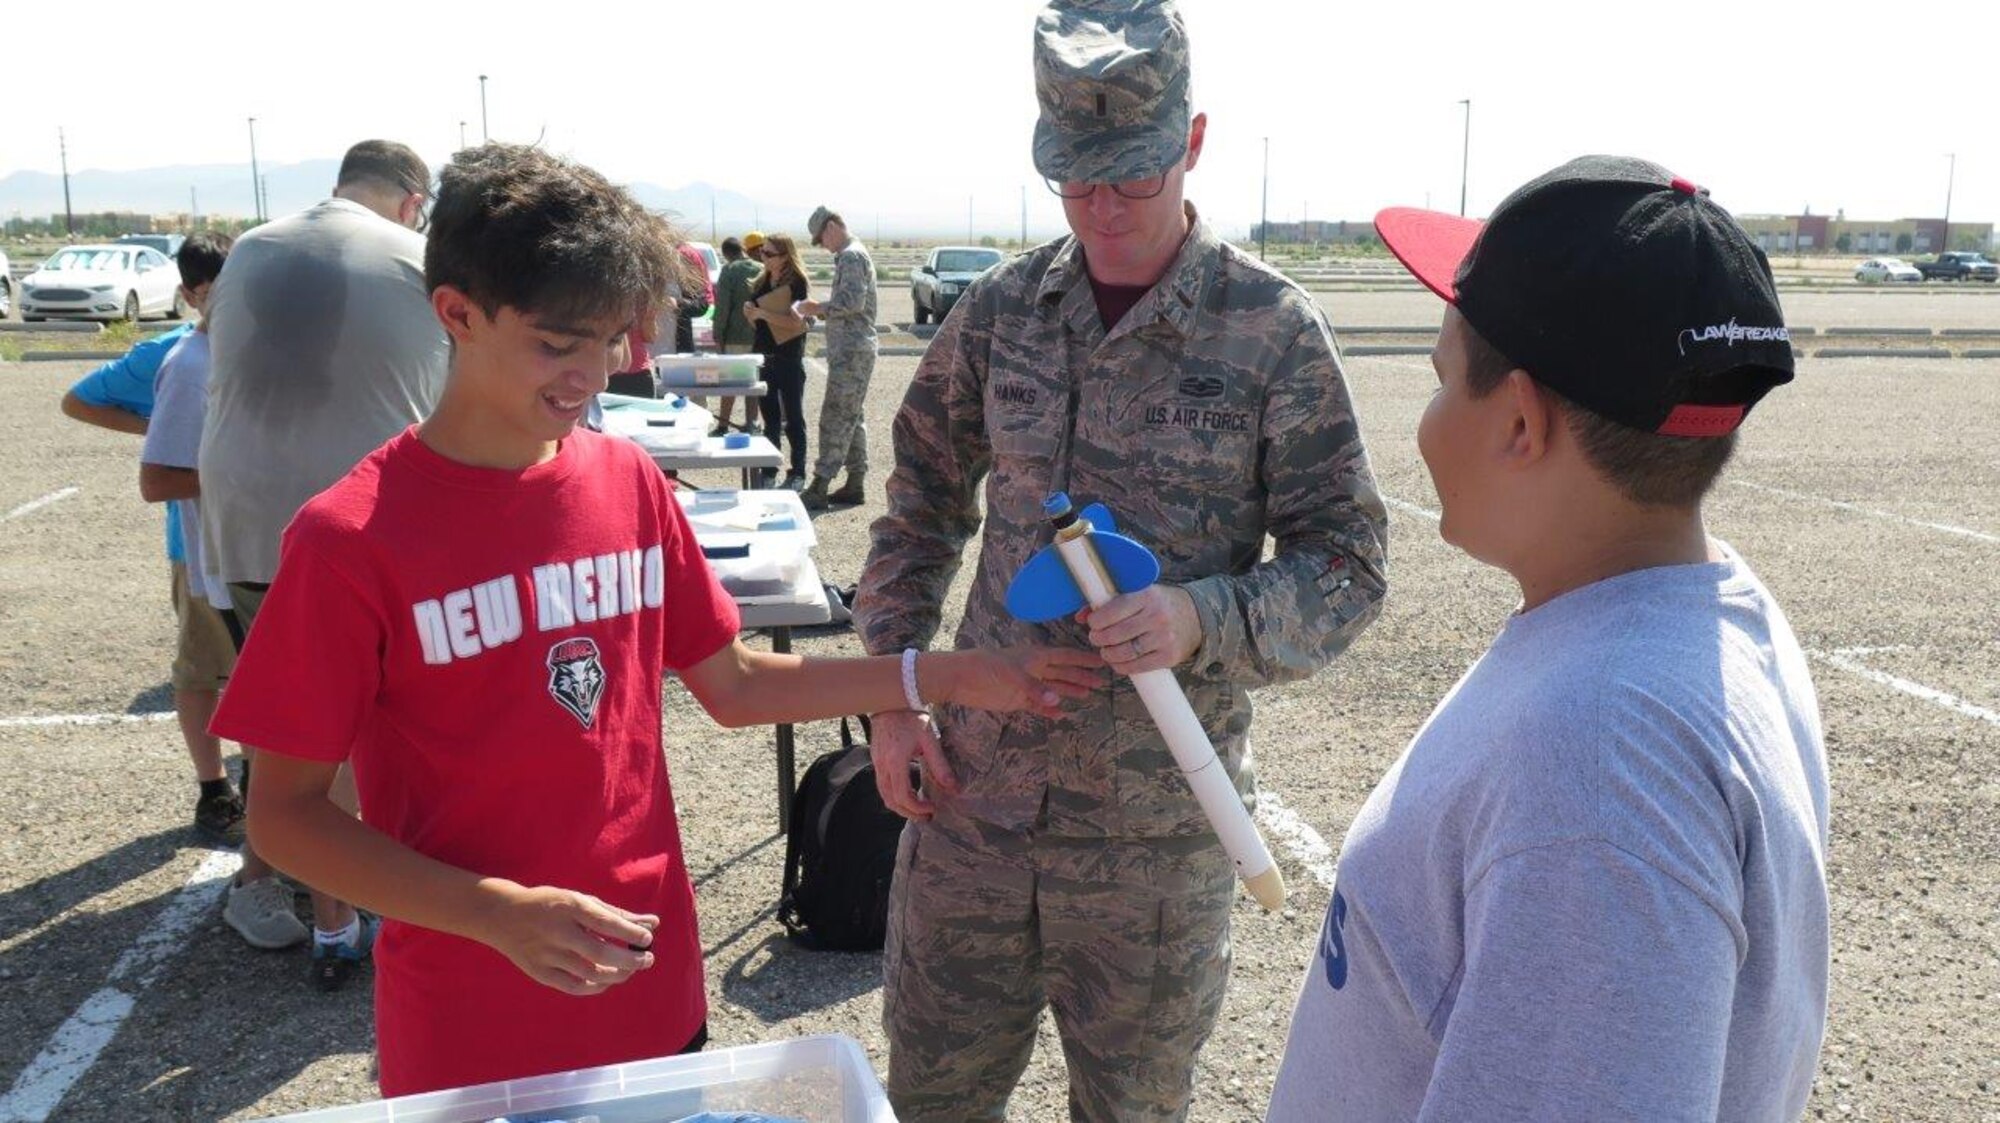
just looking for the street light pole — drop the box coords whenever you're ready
[1458,99,1471,217]
[1259,136,1269,261]
[58,127,74,237]
[247,116,262,222]
[1943,152,1956,246]
[479,75,490,142]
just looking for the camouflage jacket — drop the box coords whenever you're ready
[824,239,878,348]
[856,205,1388,839]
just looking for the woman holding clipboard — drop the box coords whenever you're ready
[746,234,811,490]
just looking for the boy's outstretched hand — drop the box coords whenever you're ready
[477,882,661,996]
[938,644,1105,718]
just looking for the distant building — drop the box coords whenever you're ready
[1248,219,1379,247]
[1735,213,1994,256]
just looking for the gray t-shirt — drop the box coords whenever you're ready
[141,329,229,608]
[199,198,446,584]
[1268,546,1830,1122]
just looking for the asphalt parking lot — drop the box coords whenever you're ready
[1,283,1995,1121]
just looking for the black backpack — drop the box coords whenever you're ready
[778,716,911,951]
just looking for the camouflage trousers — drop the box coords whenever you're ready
[813,341,875,479]
[883,820,1235,1122]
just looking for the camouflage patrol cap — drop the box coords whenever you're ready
[1032,0,1191,185]
[807,205,836,246]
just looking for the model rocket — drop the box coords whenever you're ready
[1005,493,1286,911]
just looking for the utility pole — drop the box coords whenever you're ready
[247,116,262,222]
[1458,99,1471,217]
[479,75,490,142]
[191,186,199,229]
[709,191,717,243]
[262,176,270,221]
[968,194,974,244]
[1259,137,1269,261]
[1020,184,1028,248]
[459,120,467,149]
[58,127,75,237]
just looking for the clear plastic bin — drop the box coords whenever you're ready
[655,353,764,387]
[250,1034,893,1123]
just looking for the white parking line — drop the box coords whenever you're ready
[2,488,79,524]
[1731,481,2000,545]
[1255,789,1337,891]
[1384,496,1440,523]
[0,711,176,730]
[0,849,241,1123]
[1809,649,2000,729]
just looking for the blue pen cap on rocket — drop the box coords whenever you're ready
[1043,492,1074,521]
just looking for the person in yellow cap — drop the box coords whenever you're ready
[701,232,765,434]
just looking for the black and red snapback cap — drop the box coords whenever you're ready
[1376,155,1795,437]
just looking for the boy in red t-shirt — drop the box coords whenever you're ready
[212,144,1100,1098]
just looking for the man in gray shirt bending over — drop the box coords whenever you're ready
[200,138,447,992]
[1267,157,1830,1121]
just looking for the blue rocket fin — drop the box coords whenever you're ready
[1078,503,1116,534]
[1005,546,1086,622]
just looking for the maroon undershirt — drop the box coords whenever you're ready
[1088,274,1152,331]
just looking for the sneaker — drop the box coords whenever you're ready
[709,422,730,437]
[782,472,807,492]
[310,914,378,993]
[193,787,246,846]
[224,876,308,949]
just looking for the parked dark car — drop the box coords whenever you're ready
[911,246,1006,324]
[1913,251,1998,282]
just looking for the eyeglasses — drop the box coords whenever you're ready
[403,183,433,233]
[1045,173,1170,200]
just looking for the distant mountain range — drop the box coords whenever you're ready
[0,159,810,238]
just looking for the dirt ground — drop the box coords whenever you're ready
[1,284,1996,1121]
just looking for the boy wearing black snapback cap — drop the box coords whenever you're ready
[1268,156,1830,1120]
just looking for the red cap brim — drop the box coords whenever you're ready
[1374,208,1484,304]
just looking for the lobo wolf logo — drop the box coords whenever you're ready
[546,638,607,729]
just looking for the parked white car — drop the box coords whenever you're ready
[19,244,185,322]
[0,248,12,319]
[1854,257,1922,284]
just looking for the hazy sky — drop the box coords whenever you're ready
[4,0,1996,237]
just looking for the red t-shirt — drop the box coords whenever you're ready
[211,426,739,1097]
[622,326,652,375]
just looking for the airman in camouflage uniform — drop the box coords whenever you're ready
[800,205,878,508]
[853,2,1388,1119]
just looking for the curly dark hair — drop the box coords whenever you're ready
[424,143,693,329]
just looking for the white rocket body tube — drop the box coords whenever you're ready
[1052,528,1287,910]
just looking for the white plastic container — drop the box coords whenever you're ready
[249,1034,894,1123]
[655,353,763,388]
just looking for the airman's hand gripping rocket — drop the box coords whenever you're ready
[1005,493,1286,910]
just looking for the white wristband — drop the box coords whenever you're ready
[901,648,928,713]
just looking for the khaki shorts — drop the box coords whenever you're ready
[170,562,236,692]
